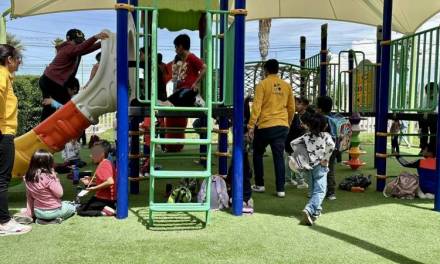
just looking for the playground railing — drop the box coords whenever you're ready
[389,26,440,112]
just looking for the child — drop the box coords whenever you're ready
[418,82,438,154]
[290,113,335,225]
[390,118,400,154]
[54,138,86,174]
[77,140,116,217]
[23,149,76,224]
[158,34,206,107]
[285,97,310,189]
[39,29,108,121]
[42,76,80,110]
[396,145,436,198]
[316,96,337,200]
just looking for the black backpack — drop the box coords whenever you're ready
[339,174,372,191]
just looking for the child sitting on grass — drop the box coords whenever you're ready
[290,113,335,226]
[20,149,76,225]
[54,138,87,175]
[77,140,116,217]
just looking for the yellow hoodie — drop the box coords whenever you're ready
[0,65,17,135]
[248,74,295,130]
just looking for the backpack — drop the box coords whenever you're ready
[288,141,312,173]
[383,172,419,199]
[339,174,372,191]
[168,186,192,203]
[197,175,229,210]
[326,114,352,152]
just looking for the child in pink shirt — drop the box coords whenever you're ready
[23,149,75,224]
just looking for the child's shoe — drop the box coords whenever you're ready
[251,185,265,193]
[35,218,62,225]
[297,182,309,189]
[301,209,314,226]
[102,206,116,216]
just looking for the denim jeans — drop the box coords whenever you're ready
[304,165,329,216]
[34,201,76,220]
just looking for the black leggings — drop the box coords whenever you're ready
[39,74,71,121]
[0,134,14,224]
[77,196,115,217]
[167,89,198,107]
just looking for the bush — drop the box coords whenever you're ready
[13,75,42,136]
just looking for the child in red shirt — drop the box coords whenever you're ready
[159,34,206,107]
[77,140,116,217]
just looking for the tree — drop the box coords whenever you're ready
[6,33,25,54]
[13,75,42,136]
[52,37,64,47]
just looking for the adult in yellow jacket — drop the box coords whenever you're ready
[0,44,32,236]
[247,59,295,197]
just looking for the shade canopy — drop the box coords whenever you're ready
[233,0,440,35]
[8,0,440,34]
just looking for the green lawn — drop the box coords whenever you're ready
[3,143,440,264]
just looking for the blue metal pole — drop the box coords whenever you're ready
[129,116,140,194]
[376,0,393,192]
[374,25,383,169]
[348,50,354,113]
[116,0,129,219]
[320,24,328,96]
[232,0,245,216]
[218,0,229,176]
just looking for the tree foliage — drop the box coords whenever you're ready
[6,33,25,54]
[13,75,42,136]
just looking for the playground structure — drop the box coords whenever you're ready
[0,0,439,226]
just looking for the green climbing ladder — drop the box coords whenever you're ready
[134,6,217,226]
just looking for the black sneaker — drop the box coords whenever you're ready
[35,218,62,225]
[301,210,314,226]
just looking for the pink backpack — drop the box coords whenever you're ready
[383,172,419,199]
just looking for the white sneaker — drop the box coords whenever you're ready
[297,182,309,189]
[277,192,285,198]
[251,185,265,193]
[425,193,435,199]
[194,95,205,107]
[327,194,337,201]
[0,219,32,236]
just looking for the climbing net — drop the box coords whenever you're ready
[244,61,319,100]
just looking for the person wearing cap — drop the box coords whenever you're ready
[39,29,108,121]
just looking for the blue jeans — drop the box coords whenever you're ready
[34,201,76,220]
[304,165,329,216]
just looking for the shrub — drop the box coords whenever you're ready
[13,75,42,136]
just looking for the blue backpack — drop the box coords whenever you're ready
[326,114,352,152]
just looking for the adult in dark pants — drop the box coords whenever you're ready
[316,96,337,200]
[0,44,32,236]
[419,82,438,154]
[247,59,295,197]
[39,29,108,121]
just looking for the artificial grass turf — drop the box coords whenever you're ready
[2,144,440,264]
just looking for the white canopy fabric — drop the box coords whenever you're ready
[10,0,115,18]
[8,0,440,34]
[234,0,440,35]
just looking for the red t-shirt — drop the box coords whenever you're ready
[175,53,204,89]
[95,159,116,201]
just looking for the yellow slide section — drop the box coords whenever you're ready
[13,130,54,177]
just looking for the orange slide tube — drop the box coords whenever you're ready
[13,101,91,176]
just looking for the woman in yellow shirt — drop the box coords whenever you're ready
[0,44,32,236]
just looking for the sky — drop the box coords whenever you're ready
[1,2,439,85]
